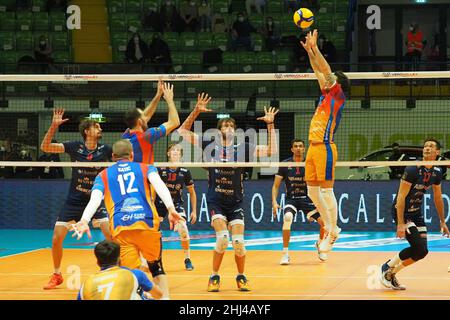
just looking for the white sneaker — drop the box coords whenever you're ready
[315,242,328,261]
[280,254,290,265]
[319,227,341,252]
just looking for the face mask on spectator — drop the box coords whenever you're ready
[267,20,273,26]
[238,16,244,22]
[190,1,196,5]
[40,41,46,45]
[409,25,414,31]
[166,0,171,5]
[134,37,139,43]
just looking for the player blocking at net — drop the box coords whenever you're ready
[72,139,184,300]
[40,108,112,290]
[179,93,279,292]
[272,139,327,264]
[380,139,450,290]
[301,30,349,254]
[155,143,197,271]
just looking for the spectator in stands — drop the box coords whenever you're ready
[198,0,212,32]
[231,12,257,52]
[261,16,280,54]
[405,23,426,71]
[212,14,228,33]
[318,34,336,63]
[246,0,265,15]
[148,33,172,74]
[125,33,150,63]
[36,151,64,179]
[284,0,299,13]
[34,35,54,71]
[14,149,34,179]
[293,33,308,72]
[46,0,68,12]
[160,0,182,32]
[180,0,199,32]
[143,7,164,33]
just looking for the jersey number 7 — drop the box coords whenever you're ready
[117,173,138,195]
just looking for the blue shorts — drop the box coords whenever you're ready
[391,207,426,231]
[56,202,108,227]
[284,197,320,221]
[209,202,245,225]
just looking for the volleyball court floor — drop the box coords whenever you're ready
[0,229,449,300]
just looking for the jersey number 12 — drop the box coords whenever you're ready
[117,173,138,195]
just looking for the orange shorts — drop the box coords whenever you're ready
[113,229,161,269]
[305,143,338,182]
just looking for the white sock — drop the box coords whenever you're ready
[320,188,338,232]
[283,247,289,255]
[211,271,219,276]
[387,254,402,268]
[184,249,190,259]
[54,268,61,274]
[308,186,330,230]
[392,262,406,274]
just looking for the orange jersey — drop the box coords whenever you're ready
[308,83,346,144]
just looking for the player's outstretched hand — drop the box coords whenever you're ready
[168,208,185,230]
[195,92,212,112]
[190,210,197,224]
[272,202,280,217]
[52,108,69,127]
[257,106,279,124]
[162,82,174,102]
[70,220,91,240]
[156,79,164,98]
[440,222,450,237]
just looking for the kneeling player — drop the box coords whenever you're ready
[272,139,327,264]
[156,143,197,270]
[380,139,450,290]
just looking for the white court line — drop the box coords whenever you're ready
[0,248,46,259]
[191,234,367,247]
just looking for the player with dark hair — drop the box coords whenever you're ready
[72,139,183,299]
[40,108,112,290]
[178,93,279,292]
[301,29,349,254]
[272,139,327,264]
[155,143,198,271]
[380,139,450,290]
[122,81,180,164]
[78,240,163,300]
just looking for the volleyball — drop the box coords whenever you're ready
[293,8,314,29]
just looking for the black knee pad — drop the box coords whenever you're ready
[411,240,428,261]
[406,227,428,261]
[147,258,165,277]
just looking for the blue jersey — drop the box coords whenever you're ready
[202,140,255,206]
[92,161,160,238]
[392,166,443,216]
[276,157,308,199]
[156,167,194,207]
[62,141,112,205]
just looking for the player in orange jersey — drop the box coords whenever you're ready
[301,30,349,254]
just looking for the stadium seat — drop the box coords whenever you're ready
[0,51,17,65]
[213,33,229,51]
[319,0,335,14]
[334,14,347,32]
[17,18,33,31]
[110,32,128,51]
[335,0,349,13]
[15,31,34,51]
[32,0,47,12]
[222,52,239,73]
[329,33,346,50]
[0,0,16,11]
[141,31,156,44]
[256,52,274,73]
[248,15,264,29]
[197,32,214,51]
[108,0,125,13]
[51,32,68,50]
[237,52,254,73]
[110,13,127,32]
[142,0,158,11]
[315,14,333,32]
[126,0,142,13]
[275,50,291,72]
[163,32,179,51]
[179,32,197,51]
[0,32,15,51]
[127,17,142,33]
[184,51,202,73]
[50,12,66,31]
[282,13,298,34]
[33,12,49,31]
[213,0,229,14]
[53,50,71,63]
[252,33,264,52]
[266,0,282,14]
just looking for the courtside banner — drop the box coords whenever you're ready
[0,180,448,231]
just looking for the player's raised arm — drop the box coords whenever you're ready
[301,32,326,90]
[40,108,68,153]
[160,82,180,134]
[142,79,164,123]
[255,106,279,158]
[308,29,337,89]
[177,92,212,147]
[432,184,450,237]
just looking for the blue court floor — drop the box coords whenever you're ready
[1,229,450,258]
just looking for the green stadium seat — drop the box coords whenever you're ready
[282,13,298,34]
[179,32,197,51]
[329,32,346,50]
[184,51,202,73]
[16,32,34,50]
[248,15,264,29]
[213,33,229,51]
[33,12,49,31]
[127,17,142,33]
[0,17,16,31]
[110,13,127,32]
[142,0,158,11]
[50,12,66,31]
[335,0,349,13]
[109,0,124,13]
[318,0,335,14]
[51,32,68,50]
[266,0,282,14]
[17,18,33,31]
[17,11,33,20]
[237,52,254,73]
[256,52,274,73]
[171,52,184,73]
[315,14,333,32]
[0,0,16,11]
[0,51,17,64]
[275,50,291,72]
[141,31,156,44]
[32,0,47,12]
[126,0,142,13]
[163,32,179,51]
[53,50,70,63]
[110,32,128,51]
[222,52,239,73]
[213,0,229,14]
[0,32,15,51]
[252,33,263,52]
[197,32,214,51]
[334,14,347,32]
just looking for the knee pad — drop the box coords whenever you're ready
[406,225,429,261]
[232,234,246,257]
[282,210,294,231]
[215,230,229,254]
[147,258,165,277]
[176,220,190,242]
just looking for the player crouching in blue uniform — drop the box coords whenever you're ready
[380,138,450,290]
